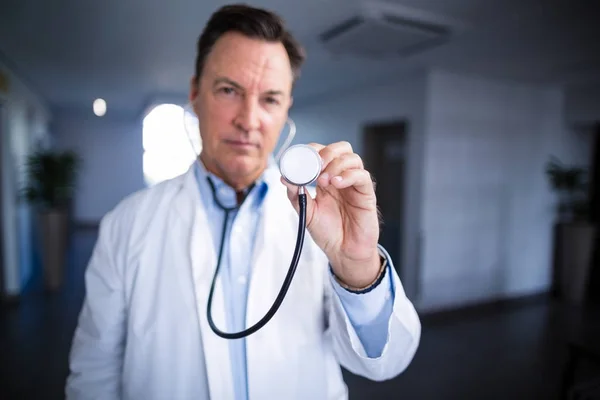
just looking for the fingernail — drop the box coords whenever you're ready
[320,173,329,181]
[333,176,343,183]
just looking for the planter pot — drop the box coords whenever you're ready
[39,209,70,292]
[556,222,597,305]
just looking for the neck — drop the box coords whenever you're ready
[199,153,262,192]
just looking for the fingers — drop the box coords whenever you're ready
[306,141,372,193]
[307,142,326,153]
[314,141,353,171]
[318,153,363,187]
[330,169,375,195]
[288,140,375,198]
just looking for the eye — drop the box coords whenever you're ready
[264,96,280,106]
[218,86,236,96]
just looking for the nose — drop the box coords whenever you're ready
[234,96,261,133]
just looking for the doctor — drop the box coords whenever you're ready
[66,3,420,400]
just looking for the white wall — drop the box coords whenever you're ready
[0,63,51,296]
[419,69,592,311]
[291,69,429,300]
[52,111,145,222]
[293,67,592,312]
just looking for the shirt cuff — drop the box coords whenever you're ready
[329,244,396,327]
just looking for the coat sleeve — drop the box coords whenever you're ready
[65,210,126,399]
[325,245,421,382]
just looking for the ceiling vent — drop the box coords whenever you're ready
[319,1,464,59]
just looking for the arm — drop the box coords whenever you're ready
[329,244,396,358]
[280,141,421,381]
[65,212,126,399]
[325,245,421,381]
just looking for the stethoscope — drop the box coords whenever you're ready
[183,106,322,339]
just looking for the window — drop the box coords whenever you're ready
[142,103,201,186]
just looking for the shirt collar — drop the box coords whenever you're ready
[193,156,273,208]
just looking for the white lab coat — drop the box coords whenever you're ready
[66,163,421,400]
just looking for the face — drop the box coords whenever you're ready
[189,31,294,190]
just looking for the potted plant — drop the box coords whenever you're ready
[22,149,81,292]
[546,156,595,305]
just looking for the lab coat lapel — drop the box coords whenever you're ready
[176,166,235,400]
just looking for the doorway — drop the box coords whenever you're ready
[0,103,4,301]
[588,123,600,304]
[363,121,407,277]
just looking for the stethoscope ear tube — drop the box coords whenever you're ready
[206,191,308,339]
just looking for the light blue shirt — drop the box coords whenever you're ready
[194,160,396,400]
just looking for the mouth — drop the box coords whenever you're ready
[224,139,258,149]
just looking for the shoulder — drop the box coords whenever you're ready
[99,172,188,238]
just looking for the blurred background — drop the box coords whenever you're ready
[0,0,599,398]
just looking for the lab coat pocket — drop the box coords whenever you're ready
[292,338,328,398]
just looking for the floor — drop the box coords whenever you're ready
[1,230,599,399]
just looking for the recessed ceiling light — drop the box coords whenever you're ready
[93,98,107,116]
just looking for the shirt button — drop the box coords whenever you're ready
[238,276,247,285]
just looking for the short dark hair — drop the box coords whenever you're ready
[194,4,306,84]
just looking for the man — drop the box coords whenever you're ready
[66,4,420,400]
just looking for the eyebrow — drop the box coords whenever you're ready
[214,77,286,97]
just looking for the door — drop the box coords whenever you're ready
[0,103,4,300]
[363,121,407,276]
[588,123,600,304]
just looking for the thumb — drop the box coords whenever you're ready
[280,176,300,213]
[280,176,316,223]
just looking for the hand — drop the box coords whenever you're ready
[280,141,381,288]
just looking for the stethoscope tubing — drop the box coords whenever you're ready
[206,186,308,339]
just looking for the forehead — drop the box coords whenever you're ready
[203,31,294,93]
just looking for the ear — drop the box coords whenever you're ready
[189,76,199,103]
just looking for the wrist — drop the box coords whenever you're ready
[331,249,382,289]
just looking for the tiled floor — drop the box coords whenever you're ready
[1,230,598,399]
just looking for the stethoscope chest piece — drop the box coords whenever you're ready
[279,144,322,187]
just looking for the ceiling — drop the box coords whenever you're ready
[1,0,599,116]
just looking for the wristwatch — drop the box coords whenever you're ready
[332,250,388,294]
